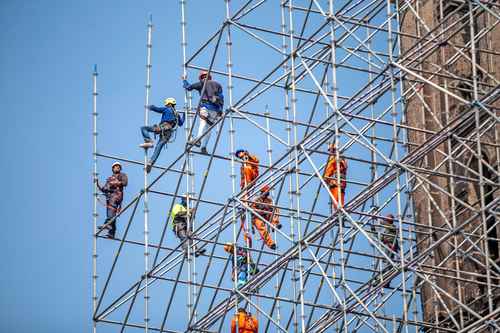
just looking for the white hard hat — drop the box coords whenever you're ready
[111,162,122,169]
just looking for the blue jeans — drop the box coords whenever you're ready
[237,265,248,288]
[141,124,172,166]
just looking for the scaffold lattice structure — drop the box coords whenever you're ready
[91,1,500,332]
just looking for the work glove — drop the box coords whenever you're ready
[182,80,189,89]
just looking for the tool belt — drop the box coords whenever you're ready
[153,121,174,140]
[202,96,223,107]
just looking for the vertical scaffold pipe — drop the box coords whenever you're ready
[287,1,306,332]
[92,64,98,333]
[280,1,299,330]
[469,1,494,314]
[385,3,409,331]
[265,104,280,326]
[327,1,348,331]
[143,15,153,333]
[436,0,465,327]
[180,0,196,323]
[224,0,241,326]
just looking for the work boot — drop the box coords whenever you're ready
[276,223,282,229]
[269,243,276,250]
[195,248,206,257]
[140,140,154,149]
[201,147,208,154]
[146,163,153,173]
[106,232,115,239]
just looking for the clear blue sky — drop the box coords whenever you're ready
[0,1,225,331]
[0,1,405,332]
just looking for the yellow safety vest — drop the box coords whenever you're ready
[171,203,188,226]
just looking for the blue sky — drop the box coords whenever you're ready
[0,1,212,331]
[0,1,409,332]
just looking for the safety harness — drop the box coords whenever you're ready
[154,108,181,144]
[97,194,122,214]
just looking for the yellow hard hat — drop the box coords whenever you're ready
[163,97,176,106]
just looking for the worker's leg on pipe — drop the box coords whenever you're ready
[174,221,190,252]
[330,185,345,211]
[104,204,116,238]
[148,135,169,167]
[106,194,122,238]
[195,107,209,145]
[252,217,275,249]
[196,107,219,150]
[141,125,157,143]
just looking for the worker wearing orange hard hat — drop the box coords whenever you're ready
[250,185,281,250]
[324,143,347,211]
[231,308,258,333]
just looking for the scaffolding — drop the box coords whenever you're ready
[91,1,500,332]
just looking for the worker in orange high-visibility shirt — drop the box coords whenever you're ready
[251,185,281,250]
[324,143,347,211]
[231,308,258,333]
[235,149,260,190]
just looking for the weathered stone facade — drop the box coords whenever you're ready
[398,0,499,329]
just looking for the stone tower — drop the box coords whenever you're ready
[398,0,499,330]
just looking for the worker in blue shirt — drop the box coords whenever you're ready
[183,70,224,154]
[140,97,184,173]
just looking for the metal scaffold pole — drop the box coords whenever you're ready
[143,15,153,333]
[224,0,240,323]
[91,64,98,333]
[288,1,306,331]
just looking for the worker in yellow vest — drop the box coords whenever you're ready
[170,196,206,257]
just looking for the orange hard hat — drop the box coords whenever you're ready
[260,184,270,193]
[199,70,212,81]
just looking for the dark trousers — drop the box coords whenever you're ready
[173,220,191,252]
[105,192,122,237]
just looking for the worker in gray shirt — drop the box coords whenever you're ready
[183,70,224,154]
[96,162,128,238]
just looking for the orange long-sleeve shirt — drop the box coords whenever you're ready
[324,154,347,189]
[240,154,259,189]
[231,312,258,333]
[252,195,279,224]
